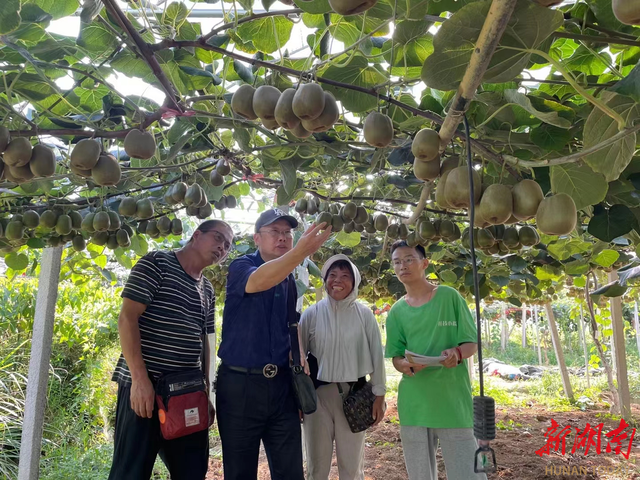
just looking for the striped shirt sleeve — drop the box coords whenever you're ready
[121,253,163,305]
[205,280,216,335]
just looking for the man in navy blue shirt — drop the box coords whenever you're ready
[217,208,332,480]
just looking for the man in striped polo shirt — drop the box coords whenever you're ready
[108,219,234,480]
[216,208,332,480]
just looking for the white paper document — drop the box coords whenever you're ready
[405,350,446,366]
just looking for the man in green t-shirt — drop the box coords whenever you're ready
[385,240,487,480]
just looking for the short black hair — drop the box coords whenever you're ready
[390,240,425,258]
[324,260,355,283]
[190,219,234,242]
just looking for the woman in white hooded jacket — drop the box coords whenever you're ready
[300,254,386,480]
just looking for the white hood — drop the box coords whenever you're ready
[320,254,362,308]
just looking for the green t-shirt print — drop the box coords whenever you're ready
[385,285,478,428]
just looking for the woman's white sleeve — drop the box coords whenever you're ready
[299,306,314,355]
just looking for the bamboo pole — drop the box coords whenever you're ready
[534,305,542,365]
[579,304,590,389]
[521,304,527,348]
[607,271,631,419]
[544,302,574,402]
[437,0,518,150]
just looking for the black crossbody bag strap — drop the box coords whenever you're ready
[287,275,302,367]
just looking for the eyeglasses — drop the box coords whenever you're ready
[259,228,294,239]
[209,230,232,252]
[392,257,421,267]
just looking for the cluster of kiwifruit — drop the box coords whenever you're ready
[295,197,389,234]
[612,0,640,25]
[363,112,394,148]
[164,182,212,219]
[231,83,339,138]
[386,217,462,248]
[136,215,183,239]
[209,159,230,187]
[81,209,135,250]
[436,169,577,236]
[461,224,540,256]
[69,139,121,186]
[0,127,57,183]
[411,127,443,181]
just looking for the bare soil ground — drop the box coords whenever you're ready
[207,399,640,479]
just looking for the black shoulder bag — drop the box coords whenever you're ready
[287,276,317,415]
[337,378,377,433]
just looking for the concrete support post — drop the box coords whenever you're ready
[608,271,631,420]
[18,247,63,480]
[545,302,574,402]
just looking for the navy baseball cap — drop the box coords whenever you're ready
[255,208,299,232]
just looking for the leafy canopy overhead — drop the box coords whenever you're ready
[1,0,640,304]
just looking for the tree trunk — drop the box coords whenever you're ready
[545,302,574,402]
[521,304,527,348]
[579,303,590,388]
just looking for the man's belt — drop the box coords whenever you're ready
[223,363,284,378]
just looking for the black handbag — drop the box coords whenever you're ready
[337,378,377,433]
[287,276,317,415]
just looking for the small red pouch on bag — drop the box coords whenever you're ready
[155,370,210,440]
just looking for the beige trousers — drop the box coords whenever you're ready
[303,383,366,480]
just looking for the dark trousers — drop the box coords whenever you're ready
[108,382,209,480]
[216,364,304,480]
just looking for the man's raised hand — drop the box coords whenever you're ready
[293,222,332,258]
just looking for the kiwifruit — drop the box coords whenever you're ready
[343,221,355,234]
[413,157,440,181]
[69,210,83,229]
[261,118,280,130]
[106,234,119,250]
[93,211,111,232]
[91,231,109,246]
[444,166,481,209]
[55,214,73,236]
[196,192,209,208]
[612,0,640,24]
[502,226,520,248]
[386,223,399,239]
[435,169,454,209]
[418,219,436,240]
[164,188,179,205]
[0,158,4,180]
[485,243,500,255]
[136,198,154,219]
[342,202,357,221]
[473,204,490,228]
[72,235,86,252]
[70,163,92,178]
[253,85,281,121]
[225,196,237,209]
[5,221,24,241]
[107,211,121,231]
[136,220,149,235]
[478,184,513,225]
[146,220,160,238]
[171,218,183,235]
[477,228,495,248]
[406,231,419,247]
[307,198,319,215]
[274,88,301,130]
[29,145,56,177]
[217,159,231,176]
[119,197,138,216]
[331,214,344,232]
[121,224,134,237]
[124,129,156,160]
[22,210,40,228]
[512,179,544,221]
[411,128,440,162]
[156,216,171,234]
[3,137,32,167]
[364,221,377,234]
[70,139,101,169]
[353,206,368,225]
[316,211,333,228]
[374,214,388,232]
[295,198,308,213]
[439,219,455,238]
[292,84,325,121]
[0,126,9,152]
[398,223,409,239]
[519,225,540,247]
[117,229,131,247]
[290,122,313,139]
[328,0,378,16]
[441,156,459,175]
[91,154,121,186]
[301,92,339,133]
[172,182,188,202]
[363,112,393,148]
[536,194,577,236]
[212,199,225,211]
[81,213,96,233]
[231,84,258,120]
[5,164,34,183]
[329,204,340,215]
[208,169,224,187]
[184,184,203,206]
[40,210,58,228]
[505,214,519,224]
[354,223,364,232]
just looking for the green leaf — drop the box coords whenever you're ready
[574,276,586,288]
[77,22,120,53]
[32,0,79,19]
[588,204,638,242]
[503,90,573,128]
[530,124,572,152]
[4,252,29,271]
[549,163,608,210]
[3,73,57,101]
[591,280,628,300]
[439,269,458,283]
[295,0,332,15]
[546,238,592,261]
[232,59,255,84]
[564,46,607,76]
[564,259,590,276]
[335,231,361,247]
[130,235,149,257]
[93,254,107,269]
[591,249,620,268]
[609,60,640,104]
[163,2,189,26]
[585,0,631,31]
[320,55,387,113]
[421,0,563,90]
[280,159,298,195]
[237,16,294,54]
[26,238,46,248]
[307,260,322,278]
[583,93,640,182]
[506,255,527,273]
[0,0,21,34]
